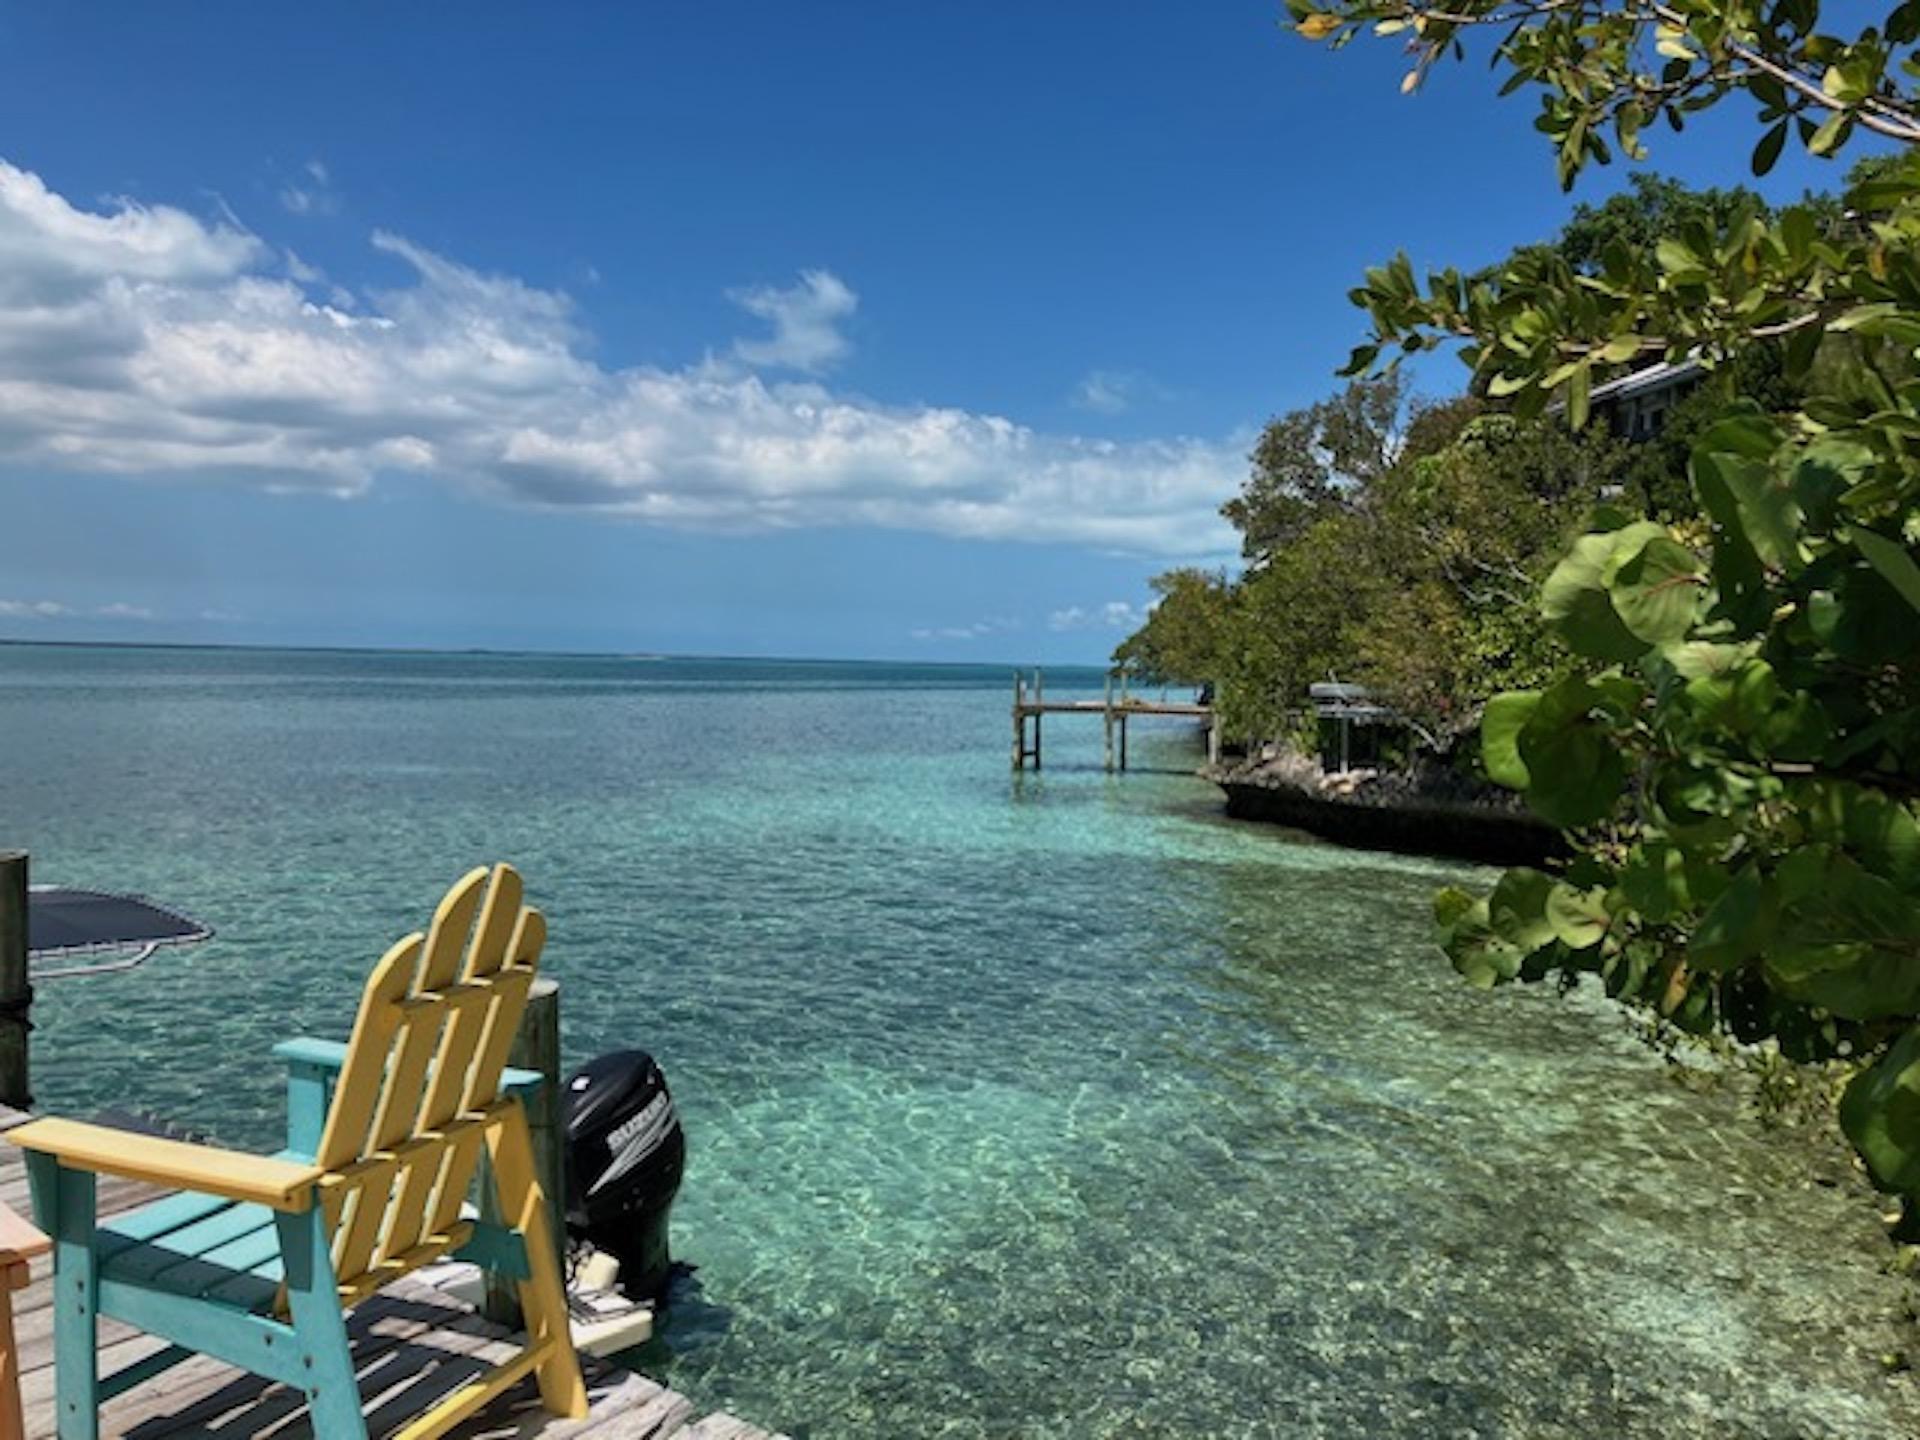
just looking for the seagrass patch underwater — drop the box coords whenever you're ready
[2,643,1915,1438]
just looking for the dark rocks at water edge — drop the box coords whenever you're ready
[1209,750,1566,868]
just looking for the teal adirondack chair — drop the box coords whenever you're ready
[6,865,588,1439]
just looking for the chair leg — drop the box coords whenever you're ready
[485,1108,588,1419]
[41,1163,97,1440]
[275,1205,367,1440]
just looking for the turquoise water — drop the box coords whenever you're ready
[2,643,1916,1438]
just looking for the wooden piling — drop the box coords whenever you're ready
[0,852,29,1111]
[1103,672,1115,772]
[1012,671,1025,770]
[483,976,564,1325]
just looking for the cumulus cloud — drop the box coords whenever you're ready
[729,269,857,373]
[1048,600,1144,632]
[0,159,1242,557]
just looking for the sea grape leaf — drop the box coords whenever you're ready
[1609,536,1706,646]
[1690,864,1773,972]
[1546,883,1612,950]
[1847,526,1920,615]
[1541,527,1663,662]
[1488,867,1557,952]
[1840,1025,1920,1194]
[1480,691,1540,789]
[1620,842,1690,923]
[1515,677,1630,828]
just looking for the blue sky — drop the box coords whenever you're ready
[0,2,1858,661]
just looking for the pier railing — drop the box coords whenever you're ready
[1011,669,1216,772]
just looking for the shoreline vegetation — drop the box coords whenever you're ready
[1111,0,1920,1381]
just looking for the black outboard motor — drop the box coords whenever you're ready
[562,1050,685,1304]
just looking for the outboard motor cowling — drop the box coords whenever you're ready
[563,1050,685,1303]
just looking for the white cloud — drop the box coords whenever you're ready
[1073,370,1133,415]
[729,269,857,373]
[0,159,1242,557]
[279,160,338,217]
[0,598,154,621]
[1048,600,1145,632]
[909,616,1020,642]
[0,599,72,619]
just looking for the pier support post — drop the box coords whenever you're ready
[0,851,29,1111]
[1011,671,1024,770]
[1033,675,1042,770]
[1119,712,1129,772]
[1207,716,1221,768]
[1103,673,1115,773]
[483,977,563,1326]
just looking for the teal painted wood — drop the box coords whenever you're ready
[455,1219,532,1281]
[23,1147,54,1232]
[48,1162,99,1440]
[96,1344,193,1402]
[97,1190,230,1249]
[95,1277,305,1387]
[276,1198,368,1439]
[105,1200,273,1286]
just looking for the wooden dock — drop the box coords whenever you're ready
[0,1110,785,1440]
[1011,669,1215,771]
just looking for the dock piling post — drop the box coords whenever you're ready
[1103,672,1115,772]
[482,977,563,1326]
[1012,671,1024,770]
[0,851,29,1111]
[1119,712,1129,772]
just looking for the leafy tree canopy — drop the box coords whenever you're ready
[1292,0,1920,1208]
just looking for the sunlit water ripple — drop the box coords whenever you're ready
[1,644,1914,1437]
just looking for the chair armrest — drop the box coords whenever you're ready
[270,1036,545,1090]
[274,1036,347,1071]
[272,1036,546,1098]
[0,1200,47,1266]
[6,1118,322,1212]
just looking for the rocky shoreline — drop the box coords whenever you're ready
[1209,750,1566,868]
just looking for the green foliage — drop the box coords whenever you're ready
[1122,404,1622,744]
[1223,375,1410,564]
[1110,569,1234,687]
[1301,0,1920,1204]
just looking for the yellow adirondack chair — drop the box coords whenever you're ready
[7,864,588,1439]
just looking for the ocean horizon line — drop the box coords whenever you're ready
[0,634,1115,675]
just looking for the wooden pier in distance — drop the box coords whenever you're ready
[1012,669,1216,772]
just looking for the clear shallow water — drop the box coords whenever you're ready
[1,642,1915,1438]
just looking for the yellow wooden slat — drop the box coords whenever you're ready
[386,1337,558,1440]
[6,1119,321,1211]
[328,1154,400,1285]
[315,934,422,1171]
[416,983,497,1138]
[425,1125,490,1237]
[418,865,489,992]
[369,995,450,1153]
[486,1103,589,1418]
[335,1220,474,1306]
[461,865,523,982]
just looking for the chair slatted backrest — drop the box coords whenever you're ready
[312,864,544,1298]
